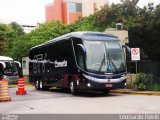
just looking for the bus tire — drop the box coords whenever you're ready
[39,79,50,90]
[69,80,77,95]
[35,79,40,90]
[39,79,43,90]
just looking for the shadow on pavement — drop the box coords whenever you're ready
[49,88,122,98]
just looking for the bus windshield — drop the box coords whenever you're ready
[4,62,18,76]
[84,40,126,73]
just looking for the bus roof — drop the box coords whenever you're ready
[30,31,119,50]
[0,56,13,61]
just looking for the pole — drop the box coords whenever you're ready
[135,61,137,74]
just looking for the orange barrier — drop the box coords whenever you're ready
[0,79,11,102]
[16,78,27,95]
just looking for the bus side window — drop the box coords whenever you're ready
[72,37,85,69]
[77,54,85,68]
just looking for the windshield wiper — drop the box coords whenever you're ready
[107,53,118,73]
[99,53,105,72]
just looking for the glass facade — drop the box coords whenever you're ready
[68,2,82,13]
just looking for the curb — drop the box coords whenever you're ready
[111,89,160,96]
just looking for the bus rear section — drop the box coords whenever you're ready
[29,32,127,95]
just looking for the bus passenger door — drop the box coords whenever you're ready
[72,38,86,88]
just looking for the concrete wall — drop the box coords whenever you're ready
[54,0,63,22]
[62,2,68,24]
[82,0,109,16]
[45,3,55,22]
[22,57,29,83]
[126,74,136,88]
[69,12,82,24]
[105,29,129,44]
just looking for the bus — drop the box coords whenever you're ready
[29,32,128,94]
[0,56,21,83]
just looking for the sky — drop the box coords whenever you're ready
[0,0,160,25]
[0,0,53,25]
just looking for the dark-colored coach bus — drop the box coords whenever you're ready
[29,32,127,94]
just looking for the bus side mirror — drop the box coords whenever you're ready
[77,44,86,57]
[122,45,131,60]
[122,45,131,53]
[14,61,21,68]
[0,62,6,68]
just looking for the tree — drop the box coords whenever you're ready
[92,0,139,30]
[0,23,13,55]
[5,22,25,56]
[8,21,71,59]
[8,35,32,59]
[6,0,160,61]
[128,3,160,60]
[9,22,25,38]
[73,16,97,31]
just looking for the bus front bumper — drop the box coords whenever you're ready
[78,79,126,91]
[4,75,19,84]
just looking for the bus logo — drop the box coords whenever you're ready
[54,60,67,68]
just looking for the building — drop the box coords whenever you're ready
[0,19,37,33]
[105,23,129,45]
[45,0,109,24]
[21,25,37,33]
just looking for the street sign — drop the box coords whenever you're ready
[131,48,140,61]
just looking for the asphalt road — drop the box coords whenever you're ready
[0,86,160,114]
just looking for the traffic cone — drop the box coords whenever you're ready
[16,78,27,95]
[0,79,11,102]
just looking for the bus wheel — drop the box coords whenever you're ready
[39,79,49,91]
[69,80,77,95]
[35,80,40,90]
[39,80,43,90]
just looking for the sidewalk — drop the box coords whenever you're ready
[111,89,160,96]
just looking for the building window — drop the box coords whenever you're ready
[76,3,82,13]
[68,2,82,13]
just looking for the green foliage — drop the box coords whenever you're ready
[73,16,95,31]
[29,21,70,46]
[133,73,146,90]
[0,23,13,55]
[133,73,160,91]
[128,4,160,60]
[5,22,25,56]
[3,0,160,61]
[138,83,146,90]
[9,22,25,38]
[150,84,160,91]
[7,35,32,59]
[7,21,71,60]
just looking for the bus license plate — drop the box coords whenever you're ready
[106,84,112,87]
